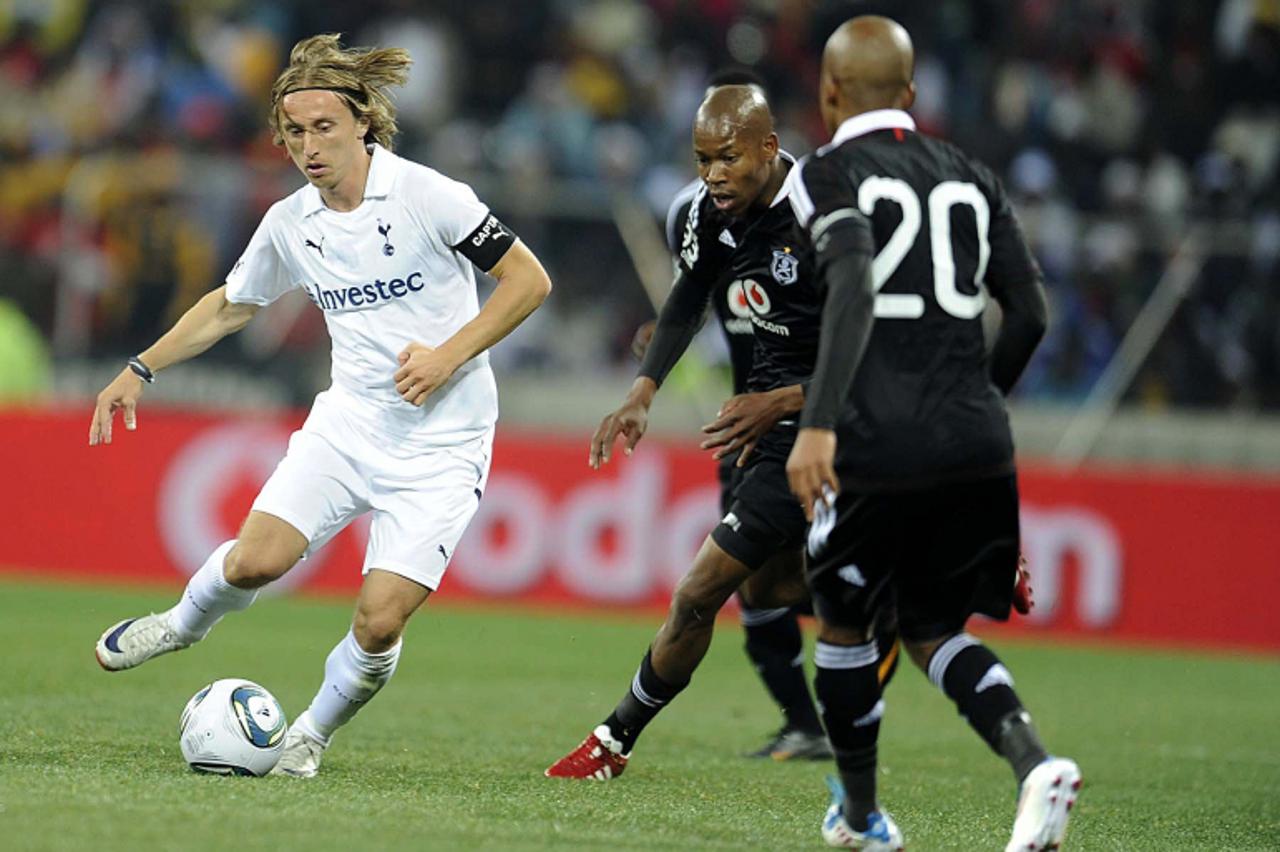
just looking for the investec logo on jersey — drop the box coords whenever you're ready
[304,272,425,311]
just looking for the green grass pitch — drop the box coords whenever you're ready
[1,576,1277,851]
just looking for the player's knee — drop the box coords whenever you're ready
[904,636,945,671]
[740,577,806,610]
[678,541,748,609]
[352,609,405,654]
[223,544,292,589]
[817,619,869,644]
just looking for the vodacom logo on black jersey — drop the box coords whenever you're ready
[727,279,772,318]
[728,279,790,337]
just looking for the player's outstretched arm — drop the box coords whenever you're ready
[395,240,551,407]
[587,264,714,469]
[88,286,258,446]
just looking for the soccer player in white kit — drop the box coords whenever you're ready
[88,34,552,777]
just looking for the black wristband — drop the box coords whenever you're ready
[127,356,155,383]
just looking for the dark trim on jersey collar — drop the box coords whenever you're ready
[829,109,917,147]
[301,143,396,217]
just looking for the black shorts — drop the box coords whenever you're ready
[805,475,1020,642]
[717,452,745,515]
[710,427,807,570]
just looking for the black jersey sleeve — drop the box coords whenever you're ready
[975,164,1048,394]
[638,266,715,387]
[788,155,877,429]
[638,186,722,387]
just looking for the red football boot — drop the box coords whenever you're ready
[1013,554,1035,616]
[545,725,630,780]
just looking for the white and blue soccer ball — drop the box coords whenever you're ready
[179,679,288,776]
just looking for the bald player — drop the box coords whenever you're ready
[546,84,861,779]
[648,69,849,764]
[782,16,1078,851]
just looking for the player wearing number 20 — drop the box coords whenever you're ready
[784,16,1079,852]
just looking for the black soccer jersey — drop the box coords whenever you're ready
[790,110,1044,490]
[658,159,821,396]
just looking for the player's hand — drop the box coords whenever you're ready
[394,342,457,407]
[589,399,649,469]
[630,320,656,361]
[1012,553,1035,615]
[700,386,799,467]
[589,388,655,469]
[786,427,838,522]
[89,368,146,446]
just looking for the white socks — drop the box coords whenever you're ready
[167,544,401,746]
[301,630,402,744]
[168,540,258,642]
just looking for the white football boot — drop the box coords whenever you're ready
[95,611,190,671]
[821,776,904,851]
[1005,757,1082,851]
[270,711,329,778]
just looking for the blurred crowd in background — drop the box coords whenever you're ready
[1,0,1278,409]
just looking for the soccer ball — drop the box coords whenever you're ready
[179,679,288,776]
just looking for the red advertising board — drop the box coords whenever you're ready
[2,408,1278,651]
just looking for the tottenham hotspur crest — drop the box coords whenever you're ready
[377,219,395,256]
[771,248,798,285]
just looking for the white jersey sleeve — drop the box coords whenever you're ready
[225,204,297,305]
[405,171,492,252]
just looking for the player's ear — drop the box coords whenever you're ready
[820,73,841,115]
[763,132,779,159]
[355,115,371,143]
[900,82,916,111]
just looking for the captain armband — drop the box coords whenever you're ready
[453,214,518,271]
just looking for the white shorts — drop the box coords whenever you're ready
[252,393,492,590]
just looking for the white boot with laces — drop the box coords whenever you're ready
[270,711,330,778]
[95,610,191,672]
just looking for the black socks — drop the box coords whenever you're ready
[603,650,689,753]
[927,633,1048,783]
[813,640,884,831]
[743,610,823,733]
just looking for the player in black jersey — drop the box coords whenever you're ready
[652,179,835,761]
[546,83,898,781]
[783,17,1079,851]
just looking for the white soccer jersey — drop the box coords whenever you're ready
[226,144,504,448]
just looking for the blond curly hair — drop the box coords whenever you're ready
[269,34,412,150]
